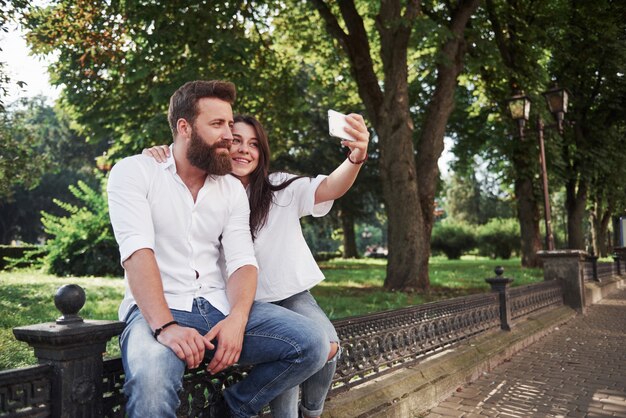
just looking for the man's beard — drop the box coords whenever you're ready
[187,129,232,175]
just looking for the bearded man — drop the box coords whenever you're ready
[107,80,328,418]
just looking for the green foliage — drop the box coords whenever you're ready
[0,245,39,270]
[0,106,52,199]
[477,218,520,259]
[430,221,477,260]
[0,97,104,244]
[302,216,341,255]
[40,178,121,277]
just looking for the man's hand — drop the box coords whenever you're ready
[157,324,215,369]
[203,313,247,374]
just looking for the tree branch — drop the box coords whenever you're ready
[311,0,384,120]
[310,0,349,50]
[486,0,513,68]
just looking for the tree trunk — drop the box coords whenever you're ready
[612,216,622,250]
[566,179,588,249]
[413,0,480,289]
[515,176,543,266]
[589,208,598,255]
[378,107,423,290]
[484,0,544,266]
[595,202,612,257]
[598,211,611,257]
[340,210,358,258]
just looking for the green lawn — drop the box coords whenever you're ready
[0,257,542,370]
[314,256,542,319]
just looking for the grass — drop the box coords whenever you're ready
[314,256,543,319]
[0,269,125,369]
[0,257,542,370]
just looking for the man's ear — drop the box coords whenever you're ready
[176,118,191,138]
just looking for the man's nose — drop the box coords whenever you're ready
[223,125,234,140]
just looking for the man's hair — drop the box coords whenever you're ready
[168,80,236,135]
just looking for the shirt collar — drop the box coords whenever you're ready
[161,144,176,172]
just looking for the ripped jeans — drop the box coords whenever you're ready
[269,290,340,418]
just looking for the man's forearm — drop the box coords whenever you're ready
[226,265,257,320]
[123,248,173,331]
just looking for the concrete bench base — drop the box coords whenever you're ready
[323,306,576,418]
[585,276,625,305]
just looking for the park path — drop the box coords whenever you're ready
[423,286,626,418]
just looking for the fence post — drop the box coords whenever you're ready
[485,266,514,331]
[589,254,599,282]
[538,250,587,314]
[12,284,125,418]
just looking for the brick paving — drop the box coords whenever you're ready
[423,287,626,418]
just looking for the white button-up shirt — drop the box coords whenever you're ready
[107,152,258,321]
[253,173,333,302]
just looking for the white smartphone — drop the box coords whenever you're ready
[328,109,356,141]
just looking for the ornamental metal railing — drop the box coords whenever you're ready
[0,267,573,418]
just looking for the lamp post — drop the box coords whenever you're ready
[507,85,570,251]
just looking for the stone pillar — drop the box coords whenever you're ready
[485,266,514,331]
[589,255,599,282]
[538,250,587,314]
[13,284,125,418]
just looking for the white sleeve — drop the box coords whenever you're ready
[106,157,155,264]
[289,174,333,218]
[220,181,258,278]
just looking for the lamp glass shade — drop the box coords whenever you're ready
[507,94,531,121]
[543,88,568,114]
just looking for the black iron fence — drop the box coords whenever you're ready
[583,254,621,282]
[0,267,572,418]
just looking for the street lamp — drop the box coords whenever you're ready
[506,84,571,251]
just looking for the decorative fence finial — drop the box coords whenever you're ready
[54,284,86,324]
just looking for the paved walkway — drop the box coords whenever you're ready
[424,287,626,418]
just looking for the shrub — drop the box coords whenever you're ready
[40,178,121,277]
[0,245,41,270]
[431,221,477,260]
[314,251,343,262]
[477,218,521,259]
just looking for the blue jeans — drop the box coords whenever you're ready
[269,291,339,418]
[120,298,329,418]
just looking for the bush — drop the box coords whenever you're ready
[431,221,477,260]
[0,245,41,270]
[477,218,521,259]
[39,178,122,277]
[314,251,342,262]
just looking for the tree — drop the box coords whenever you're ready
[0,96,104,243]
[548,0,626,249]
[23,1,383,261]
[465,0,558,267]
[0,99,53,200]
[299,0,479,290]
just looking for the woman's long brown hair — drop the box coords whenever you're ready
[234,115,305,240]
